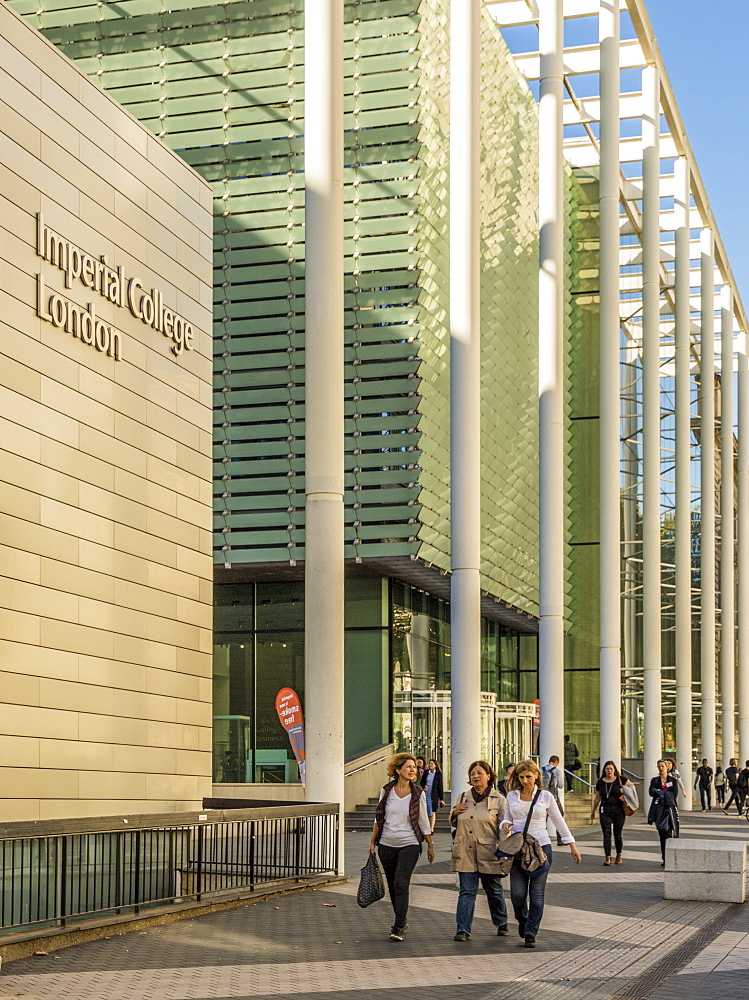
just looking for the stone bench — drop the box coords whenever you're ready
[664,839,749,902]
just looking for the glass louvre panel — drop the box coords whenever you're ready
[15,0,544,618]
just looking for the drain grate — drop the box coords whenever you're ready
[609,902,744,1000]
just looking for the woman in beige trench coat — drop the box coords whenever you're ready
[450,760,508,941]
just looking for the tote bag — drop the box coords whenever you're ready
[357,853,386,908]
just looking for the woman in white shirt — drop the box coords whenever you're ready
[500,758,581,947]
[368,753,434,941]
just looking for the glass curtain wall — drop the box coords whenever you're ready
[213,579,390,785]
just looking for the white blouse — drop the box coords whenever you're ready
[378,786,431,848]
[502,788,574,847]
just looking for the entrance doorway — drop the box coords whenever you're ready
[393,691,535,789]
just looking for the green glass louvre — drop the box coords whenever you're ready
[13,0,549,617]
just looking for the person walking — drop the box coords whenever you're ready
[368,752,434,941]
[714,767,726,806]
[420,758,445,833]
[500,758,581,948]
[665,759,688,800]
[648,759,679,866]
[736,761,749,816]
[450,761,509,942]
[541,755,565,846]
[724,758,741,814]
[589,760,635,866]
[694,759,713,811]
[563,735,579,793]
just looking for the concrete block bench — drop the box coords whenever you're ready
[664,839,748,902]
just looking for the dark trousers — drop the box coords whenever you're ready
[716,784,725,804]
[377,843,420,930]
[599,806,625,857]
[699,784,712,809]
[725,786,741,812]
[509,844,552,940]
[657,828,672,862]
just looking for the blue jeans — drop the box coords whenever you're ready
[509,844,552,940]
[456,871,507,934]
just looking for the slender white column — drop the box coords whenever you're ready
[720,286,735,766]
[537,0,565,771]
[641,65,662,773]
[599,0,622,767]
[304,0,344,866]
[674,157,693,807]
[450,0,482,795]
[622,347,639,758]
[700,229,717,767]
[738,345,749,762]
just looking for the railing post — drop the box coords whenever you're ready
[133,830,141,914]
[249,820,255,891]
[60,836,67,927]
[195,824,204,901]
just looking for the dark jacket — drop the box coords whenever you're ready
[647,776,679,836]
[564,741,579,767]
[420,768,444,811]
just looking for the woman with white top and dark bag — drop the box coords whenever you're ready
[367,753,434,941]
[500,758,581,947]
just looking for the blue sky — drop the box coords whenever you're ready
[647,1,749,308]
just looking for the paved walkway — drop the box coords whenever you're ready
[2,808,749,999]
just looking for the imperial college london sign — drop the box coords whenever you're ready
[36,213,196,362]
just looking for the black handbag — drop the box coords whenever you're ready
[357,853,386,908]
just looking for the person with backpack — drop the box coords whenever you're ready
[736,761,749,816]
[724,758,741,814]
[590,760,636,865]
[541,756,565,845]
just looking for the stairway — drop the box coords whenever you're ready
[561,790,596,830]
[345,790,598,833]
[345,795,453,833]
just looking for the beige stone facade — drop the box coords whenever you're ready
[0,3,214,821]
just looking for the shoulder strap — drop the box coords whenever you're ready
[522,788,542,837]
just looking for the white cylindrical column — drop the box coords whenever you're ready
[622,347,639,758]
[700,229,717,768]
[304,0,345,866]
[599,0,622,767]
[720,286,735,766]
[738,345,749,762]
[641,65,662,774]
[450,0,482,796]
[674,157,693,806]
[537,0,565,772]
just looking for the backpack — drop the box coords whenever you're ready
[738,769,749,791]
[541,766,558,797]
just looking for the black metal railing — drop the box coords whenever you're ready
[0,804,338,936]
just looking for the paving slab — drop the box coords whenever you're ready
[1,811,749,1000]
